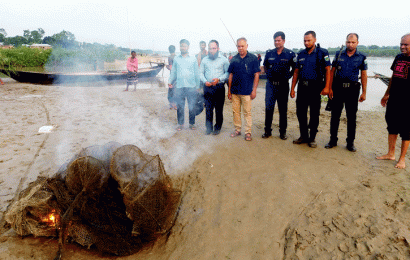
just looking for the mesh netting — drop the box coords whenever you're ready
[4,142,181,256]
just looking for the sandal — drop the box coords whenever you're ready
[189,124,196,130]
[176,125,183,131]
[230,130,241,138]
[245,133,252,141]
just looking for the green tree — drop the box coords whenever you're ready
[52,30,76,48]
[0,28,6,42]
[42,36,56,45]
[23,28,46,44]
[5,36,27,47]
[31,28,45,43]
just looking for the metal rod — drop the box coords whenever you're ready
[220,18,237,47]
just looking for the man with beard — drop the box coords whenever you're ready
[262,31,296,140]
[325,33,368,152]
[197,40,208,67]
[228,37,261,141]
[169,39,200,131]
[290,31,331,148]
[199,40,230,135]
[377,34,410,169]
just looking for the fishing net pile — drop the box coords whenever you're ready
[3,142,181,256]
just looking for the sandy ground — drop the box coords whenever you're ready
[1,76,410,260]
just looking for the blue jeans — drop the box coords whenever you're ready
[175,87,197,125]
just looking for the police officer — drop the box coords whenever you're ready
[325,33,368,152]
[262,31,296,140]
[290,31,331,148]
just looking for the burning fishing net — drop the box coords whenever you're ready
[4,142,181,256]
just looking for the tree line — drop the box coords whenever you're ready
[0,28,153,55]
[290,45,400,57]
[0,28,138,70]
[253,45,400,58]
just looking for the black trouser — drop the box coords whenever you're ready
[264,80,289,135]
[175,87,197,125]
[296,80,322,141]
[204,83,225,131]
[330,81,360,144]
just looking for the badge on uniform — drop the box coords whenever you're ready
[324,56,330,62]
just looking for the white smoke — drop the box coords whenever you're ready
[52,67,219,175]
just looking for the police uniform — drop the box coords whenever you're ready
[263,48,296,137]
[295,46,331,141]
[329,50,367,146]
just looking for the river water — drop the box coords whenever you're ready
[149,56,393,112]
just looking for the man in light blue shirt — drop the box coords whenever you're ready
[169,39,200,131]
[200,40,230,135]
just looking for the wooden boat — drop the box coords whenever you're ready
[0,62,165,85]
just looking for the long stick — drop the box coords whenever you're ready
[220,18,236,47]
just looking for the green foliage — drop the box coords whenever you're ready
[0,47,52,68]
[23,28,45,44]
[327,45,400,57]
[45,46,126,70]
[50,30,77,48]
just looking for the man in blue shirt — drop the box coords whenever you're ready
[228,37,261,141]
[169,39,200,131]
[200,40,230,135]
[325,33,368,152]
[263,31,296,140]
[290,31,331,148]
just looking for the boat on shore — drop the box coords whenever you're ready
[0,62,165,85]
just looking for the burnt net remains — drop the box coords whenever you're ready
[4,142,181,258]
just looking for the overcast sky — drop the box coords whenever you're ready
[1,0,409,54]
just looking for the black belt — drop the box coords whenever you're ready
[335,81,360,88]
[300,80,320,86]
[269,80,288,86]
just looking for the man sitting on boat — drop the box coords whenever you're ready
[125,51,138,91]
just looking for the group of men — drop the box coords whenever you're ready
[166,32,410,169]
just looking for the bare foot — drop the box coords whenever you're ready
[376,154,395,160]
[395,160,406,169]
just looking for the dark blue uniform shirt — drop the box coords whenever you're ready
[228,52,261,95]
[263,48,296,81]
[296,47,331,81]
[332,50,367,82]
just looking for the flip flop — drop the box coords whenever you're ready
[245,133,252,141]
[176,125,183,131]
[230,130,241,137]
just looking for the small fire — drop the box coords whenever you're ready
[41,210,59,227]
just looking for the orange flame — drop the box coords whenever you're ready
[41,210,59,227]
